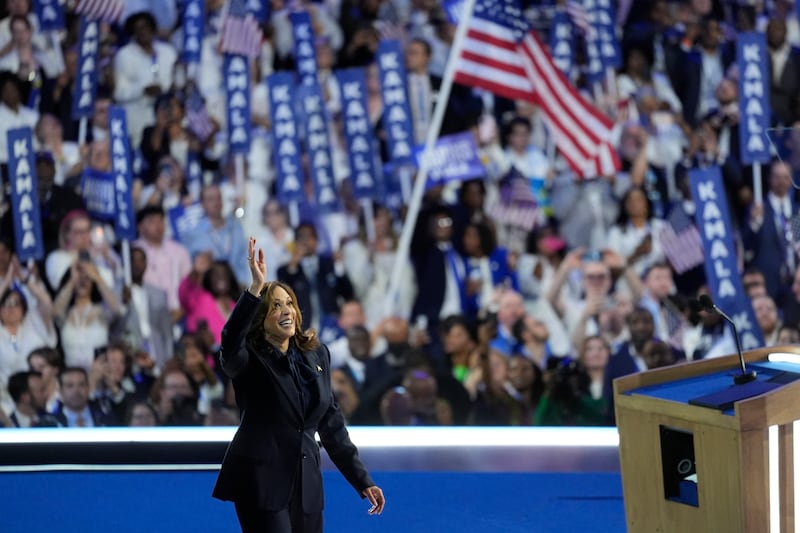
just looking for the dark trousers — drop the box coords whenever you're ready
[233,471,323,533]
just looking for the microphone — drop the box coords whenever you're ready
[696,294,757,385]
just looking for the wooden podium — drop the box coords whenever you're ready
[614,345,800,533]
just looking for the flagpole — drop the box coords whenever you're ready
[753,163,762,205]
[361,199,376,244]
[383,0,479,317]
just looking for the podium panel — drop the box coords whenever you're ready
[614,347,800,533]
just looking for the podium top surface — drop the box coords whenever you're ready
[623,360,800,415]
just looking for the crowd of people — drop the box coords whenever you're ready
[1,0,800,430]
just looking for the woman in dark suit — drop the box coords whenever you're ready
[213,237,385,532]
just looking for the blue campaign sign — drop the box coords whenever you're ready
[246,0,270,24]
[336,68,381,200]
[297,84,340,213]
[34,0,65,31]
[109,106,136,240]
[72,18,100,119]
[186,151,202,201]
[267,72,304,204]
[7,128,44,262]
[182,0,204,65]
[591,0,621,70]
[224,54,251,154]
[377,39,414,164]
[290,11,318,87]
[689,166,764,349]
[169,202,205,243]
[414,132,484,189]
[80,168,116,222]
[737,32,771,165]
[549,10,575,78]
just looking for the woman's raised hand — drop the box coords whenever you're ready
[247,237,267,296]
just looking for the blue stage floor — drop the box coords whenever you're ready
[2,470,625,533]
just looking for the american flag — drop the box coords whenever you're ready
[219,0,263,59]
[185,85,215,142]
[659,206,704,274]
[565,0,595,39]
[453,0,619,178]
[74,0,124,23]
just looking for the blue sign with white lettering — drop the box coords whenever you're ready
[80,168,116,223]
[549,10,575,78]
[224,54,251,154]
[737,32,771,165]
[267,71,304,204]
[182,0,204,65]
[689,166,764,349]
[592,0,621,70]
[72,18,100,119]
[414,132,485,190]
[298,84,340,213]
[34,0,65,31]
[109,106,136,240]
[246,0,269,23]
[291,11,318,87]
[169,202,205,243]
[337,68,381,200]
[7,128,44,262]
[377,39,414,164]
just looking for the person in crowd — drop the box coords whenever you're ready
[491,289,527,356]
[516,226,566,302]
[52,367,118,427]
[682,287,738,360]
[0,259,57,413]
[135,154,190,210]
[502,116,550,223]
[777,324,800,345]
[180,184,249,287]
[743,161,798,302]
[393,365,453,425]
[139,92,195,183]
[0,69,38,167]
[606,186,666,276]
[535,335,611,426]
[27,346,62,411]
[125,399,160,427]
[179,253,238,348]
[39,44,79,141]
[150,366,202,426]
[330,368,360,423]
[460,221,517,322]
[113,11,177,146]
[335,324,373,392]
[114,246,173,367]
[175,333,225,417]
[277,221,355,332]
[325,300,368,368]
[638,262,689,349]
[440,315,479,389]
[88,341,153,422]
[133,205,192,323]
[512,315,553,371]
[7,370,61,427]
[53,257,121,371]
[251,199,294,283]
[211,236,385,530]
[29,150,84,254]
[766,17,800,127]
[0,15,46,105]
[616,43,682,120]
[753,294,782,347]
[44,209,118,293]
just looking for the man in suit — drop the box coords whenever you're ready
[743,161,797,302]
[111,245,173,367]
[7,371,62,427]
[767,17,800,127]
[277,222,355,332]
[405,37,482,143]
[52,367,118,427]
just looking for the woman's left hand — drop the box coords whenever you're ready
[362,485,385,515]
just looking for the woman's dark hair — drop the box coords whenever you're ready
[202,260,241,301]
[247,281,320,353]
[0,286,28,319]
[27,346,64,372]
[458,178,486,206]
[614,185,654,228]
[438,314,476,342]
[464,221,497,257]
[123,400,160,426]
[105,340,134,378]
[9,14,32,32]
[57,265,103,306]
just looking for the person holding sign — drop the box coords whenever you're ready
[212,237,385,533]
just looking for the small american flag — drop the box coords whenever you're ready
[75,0,125,23]
[565,0,596,39]
[185,85,215,143]
[219,0,263,59]
[659,206,704,274]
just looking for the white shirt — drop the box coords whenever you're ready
[63,406,94,427]
[130,284,152,339]
[0,103,38,162]
[408,73,432,144]
[0,313,57,413]
[771,43,791,85]
[132,238,192,312]
[113,40,177,145]
[438,242,465,319]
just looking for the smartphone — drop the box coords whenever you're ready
[78,250,91,262]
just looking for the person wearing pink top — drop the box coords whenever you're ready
[179,252,238,347]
